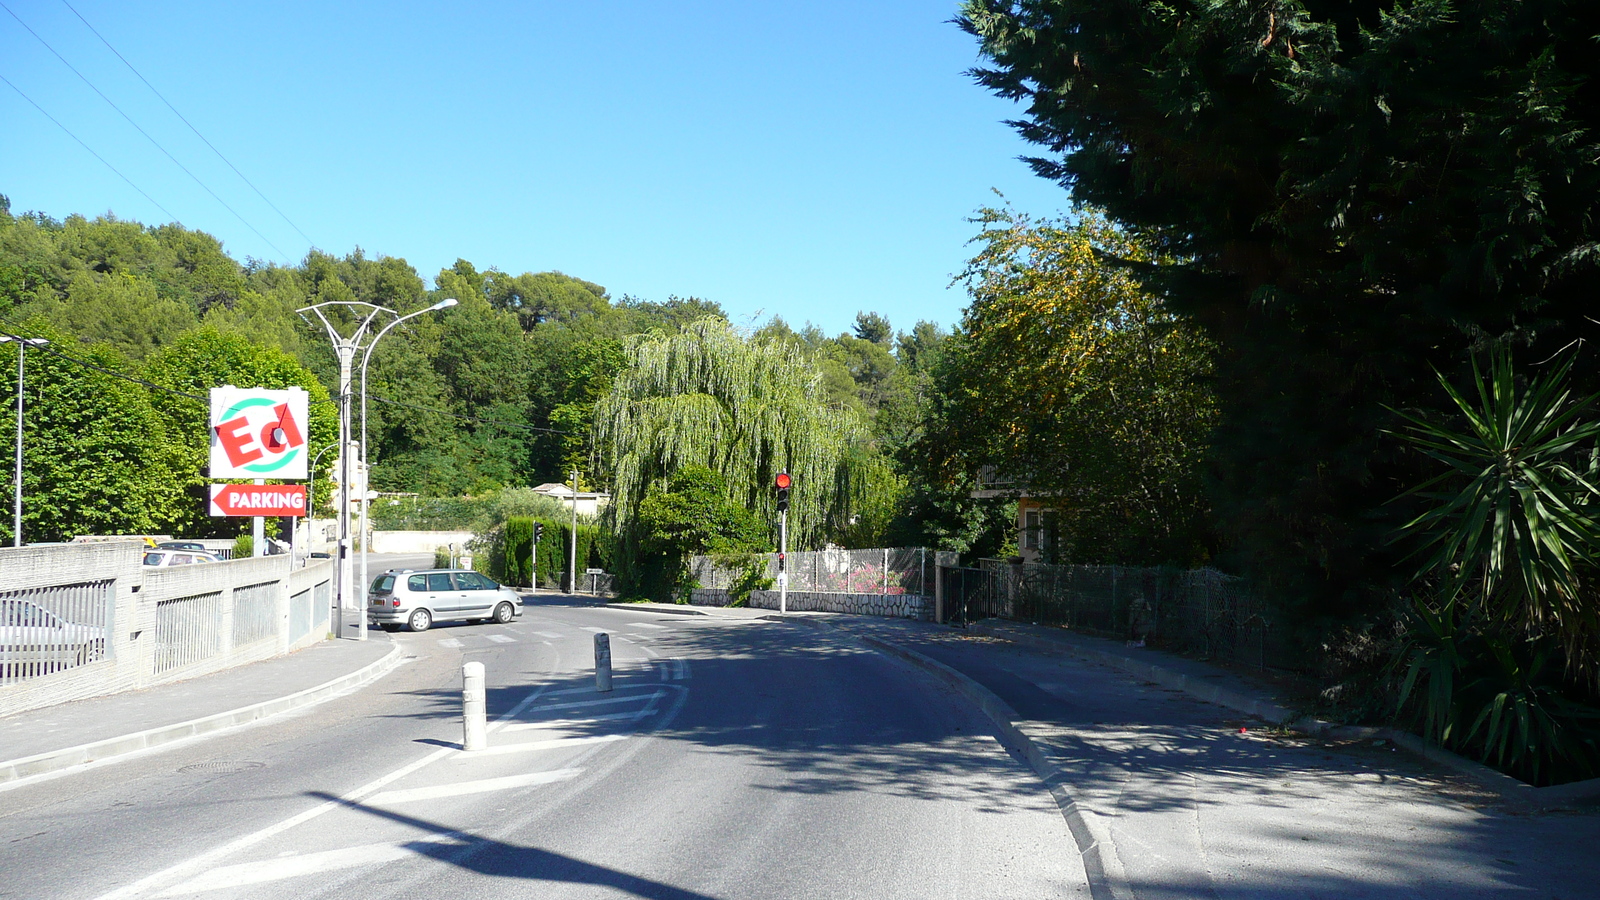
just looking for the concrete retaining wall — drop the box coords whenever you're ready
[0,542,332,717]
[749,590,932,620]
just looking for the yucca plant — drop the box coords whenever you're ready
[1389,346,1600,783]
[1391,346,1600,670]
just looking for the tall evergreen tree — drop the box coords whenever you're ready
[961,0,1600,617]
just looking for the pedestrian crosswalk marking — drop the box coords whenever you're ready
[485,634,515,644]
[500,709,656,732]
[437,638,462,649]
[529,691,664,714]
[367,768,582,806]
[158,832,470,895]
[626,621,669,629]
[468,734,627,756]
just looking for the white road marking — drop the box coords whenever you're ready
[526,691,663,714]
[578,626,609,633]
[530,631,562,638]
[437,638,463,649]
[158,832,470,896]
[91,680,563,900]
[485,634,516,644]
[468,734,628,756]
[500,709,656,732]
[626,622,668,629]
[543,682,658,698]
[674,658,690,680]
[367,768,582,806]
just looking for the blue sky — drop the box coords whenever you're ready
[1,1,1071,337]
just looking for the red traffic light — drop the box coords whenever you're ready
[775,472,792,490]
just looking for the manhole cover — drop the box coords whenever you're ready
[178,761,267,775]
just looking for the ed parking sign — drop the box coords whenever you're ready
[209,387,310,480]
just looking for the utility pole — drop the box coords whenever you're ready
[775,472,791,614]
[1,336,47,548]
[568,469,579,594]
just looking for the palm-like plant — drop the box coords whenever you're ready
[1392,347,1600,666]
[1390,346,1600,783]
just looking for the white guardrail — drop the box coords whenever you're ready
[0,541,333,717]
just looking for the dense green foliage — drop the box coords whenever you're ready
[922,208,1216,565]
[960,1,1600,782]
[1392,349,1600,784]
[593,321,912,597]
[960,0,1600,619]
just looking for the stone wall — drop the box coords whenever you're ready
[0,543,332,717]
[688,588,735,607]
[749,590,932,620]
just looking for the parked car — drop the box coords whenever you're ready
[367,569,522,633]
[142,549,221,567]
[157,541,208,551]
[0,598,105,678]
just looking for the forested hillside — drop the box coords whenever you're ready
[0,194,974,548]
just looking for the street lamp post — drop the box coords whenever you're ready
[357,297,457,641]
[298,301,451,639]
[0,336,47,548]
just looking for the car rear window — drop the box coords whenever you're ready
[371,575,395,593]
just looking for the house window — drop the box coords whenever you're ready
[1024,510,1041,550]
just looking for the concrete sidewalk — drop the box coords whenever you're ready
[782,613,1600,900]
[0,631,402,785]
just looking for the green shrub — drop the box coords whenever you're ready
[433,545,451,569]
[232,534,253,558]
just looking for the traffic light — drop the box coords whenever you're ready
[775,471,791,514]
[533,521,544,544]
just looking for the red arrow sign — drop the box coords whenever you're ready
[209,484,307,517]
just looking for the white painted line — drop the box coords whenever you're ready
[367,768,582,806]
[529,691,663,714]
[674,658,690,681]
[437,638,463,649]
[543,683,659,698]
[469,734,628,757]
[159,833,469,896]
[578,626,609,634]
[530,631,563,638]
[500,709,656,732]
[626,622,669,629]
[91,679,562,900]
[485,634,516,644]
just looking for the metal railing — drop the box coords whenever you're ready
[152,592,224,675]
[0,581,114,685]
[952,560,1299,671]
[232,581,279,647]
[688,547,932,597]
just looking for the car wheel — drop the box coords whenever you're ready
[493,602,515,624]
[407,608,433,633]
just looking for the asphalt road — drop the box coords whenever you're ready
[0,597,1083,900]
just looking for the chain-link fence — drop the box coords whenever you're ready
[953,560,1300,672]
[688,548,933,597]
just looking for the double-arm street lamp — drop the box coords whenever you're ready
[297,298,455,640]
[0,335,47,548]
[358,297,457,639]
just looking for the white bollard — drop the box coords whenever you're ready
[462,661,487,751]
[594,632,612,693]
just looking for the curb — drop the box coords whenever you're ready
[778,615,1133,900]
[971,620,1600,811]
[0,643,405,787]
[604,603,715,617]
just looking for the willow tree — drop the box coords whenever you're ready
[593,318,897,590]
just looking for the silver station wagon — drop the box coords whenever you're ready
[367,568,523,633]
